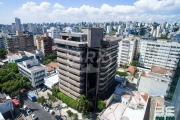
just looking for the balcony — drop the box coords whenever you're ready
[59,74,84,87]
[56,46,85,55]
[54,38,87,47]
[58,63,83,75]
[99,77,114,91]
[59,88,77,100]
[57,52,84,63]
[101,62,117,69]
[69,84,84,93]
[69,89,80,97]
[99,75,115,86]
[99,72,116,81]
[100,64,117,75]
[103,44,119,51]
[58,68,84,82]
[101,55,118,63]
[57,57,84,69]
[105,49,118,56]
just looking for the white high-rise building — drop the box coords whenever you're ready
[15,17,21,31]
[106,25,112,33]
[47,27,60,39]
[28,23,34,33]
[118,35,138,67]
[139,40,180,70]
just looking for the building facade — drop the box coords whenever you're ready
[15,17,21,31]
[55,28,120,106]
[118,35,137,67]
[0,36,5,49]
[4,31,35,53]
[139,40,180,70]
[36,36,52,56]
[18,59,47,87]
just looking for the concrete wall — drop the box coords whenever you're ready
[105,93,114,107]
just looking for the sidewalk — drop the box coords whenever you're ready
[35,89,83,120]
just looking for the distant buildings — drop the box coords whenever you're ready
[4,31,35,53]
[0,36,5,49]
[118,35,137,67]
[55,28,120,102]
[139,40,180,70]
[18,59,47,87]
[36,35,52,56]
[15,17,21,31]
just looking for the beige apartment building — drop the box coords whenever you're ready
[5,31,35,53]
[36,35,52,56]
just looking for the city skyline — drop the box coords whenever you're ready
[0,0,180,24]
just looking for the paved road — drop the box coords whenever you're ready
[24,99,55,120]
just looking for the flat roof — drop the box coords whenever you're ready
[148,72,171,82]
[44,73,59,88]
[28,65,44,71]
[138,76,169,96]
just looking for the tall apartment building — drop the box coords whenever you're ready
[36,35,52,56]
[0,36,5,49]
[55,28,120,106]
[15,17,21,31]
[118,35,137,67]
[47,27,60,45]
[18,59,47,87]
[139,40,180,70]
[4,31,35,53]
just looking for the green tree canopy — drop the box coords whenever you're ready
[76,95,91,113]
[37,96,47,104]
[116,71,128,77]
[97,100,105,110]
[45,53,57,60]
[52,86,59,96]
[122,63,128,70]
[0,49,7,59]
[130,60,140,67]
[7,63,18,73]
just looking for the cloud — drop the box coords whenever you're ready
[0,2,3,4]
[13,0,180,23]
[53,3,65,9]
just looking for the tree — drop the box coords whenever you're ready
[97,100,105,110]
[141,70,145,76]
[67,110,73,117]
[122,63,128,70]
[7,63,18,73]
[0,49,7,59]
[48,94,57,104]
[116,71,128,77]
[37,96,47,104]
[46,53,57,60]
[76,95,91,113]
[52,86,59,96]
[18,91,24,108]
[130,60,140,67]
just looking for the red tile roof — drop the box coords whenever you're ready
[46,62,58,72]
[151,65,168,74]
[127,66,136,75]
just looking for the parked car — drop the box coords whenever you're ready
[31,114,38,120]
[23,105,27,110]
[44,106,50,112]
[42,88,47,92]
[27,109,32,115]
[50,110,55,115]
[55,115,62,120]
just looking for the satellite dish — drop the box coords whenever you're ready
[122,116,129,120]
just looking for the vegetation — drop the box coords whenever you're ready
[48,94,57,104]
[0,49,7,59]
[76,95,91,113]
[0,63,31,97]
[52,86,59,96]
[97,100,105,110]
[157,34,170,40]
[37,96,47,104]
[41,53,57,65]
[122,63,128,70]
[116,71,128,77]
[66,110,78,119]
[130,60,140,67]
[57,92,78,109]
[141,70,145,76]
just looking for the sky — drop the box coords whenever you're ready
[0,0,180,24]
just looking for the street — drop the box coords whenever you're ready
[24,99,55,120]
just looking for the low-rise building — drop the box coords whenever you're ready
[46,62,58,75]
[44,73,59,89]
[138,65,172,97]
[0,93,13,116]
[7,50,43,63]
[0,36,5,49]
[18,59,47,87]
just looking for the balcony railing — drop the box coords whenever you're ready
[56,46,85,55]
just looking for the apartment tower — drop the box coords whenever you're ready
[55,28,120,108]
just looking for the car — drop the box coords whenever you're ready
[31,114,38,120]
[40,103,44,107]
[55,115,62,120]
[26,109,32,115]
[44,106,50,112]
[49,110,55,115]
[42,88,47,92]
[23,105,27,110]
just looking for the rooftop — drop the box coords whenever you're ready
[148,72,172,82]
[0,93,11,103]
[151,65,169,75]
[46,62,58,72]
